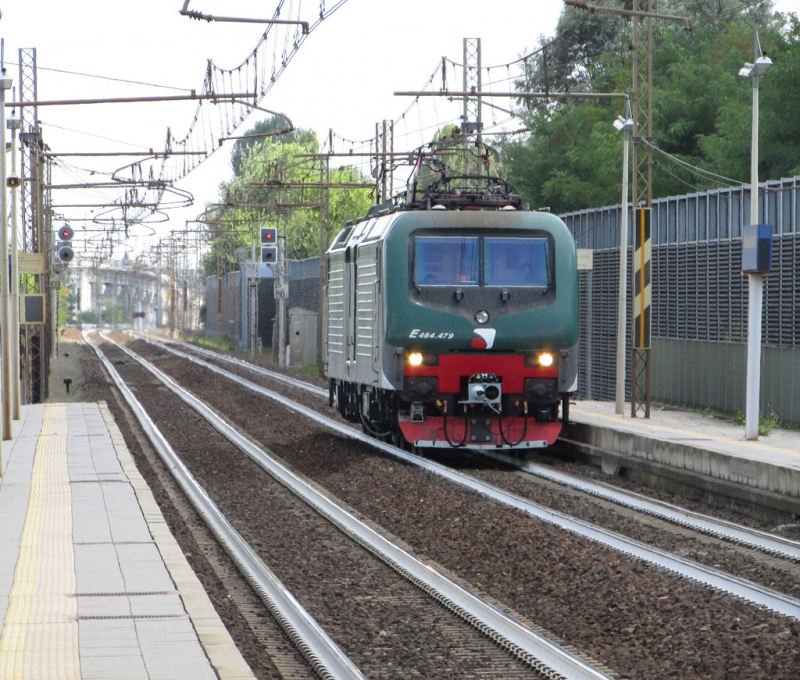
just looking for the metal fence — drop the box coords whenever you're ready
[204,273,242,342]
[205,257,321,350]
[562,176,800,424]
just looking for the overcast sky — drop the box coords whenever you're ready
[2,0,796,263]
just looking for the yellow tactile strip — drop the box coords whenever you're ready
[0,403,80,679]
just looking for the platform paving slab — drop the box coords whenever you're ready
[566,400,800,501]
[0,402,255,679]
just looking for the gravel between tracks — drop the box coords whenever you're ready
[114,337,800,680]
[93,338,549,679]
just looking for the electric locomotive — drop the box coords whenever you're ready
[324,154,578,451]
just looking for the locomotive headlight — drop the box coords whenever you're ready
[408,352,424,367]
[538,352,554,367]
[524,351,555,368]
[407,351,439,367]
[475,310,490,325]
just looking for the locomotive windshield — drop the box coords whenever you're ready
[414,236,480,285]
[485,237,549,287]
[413,235,550,287]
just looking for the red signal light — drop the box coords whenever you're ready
[260,227,277,244]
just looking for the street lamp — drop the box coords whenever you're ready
[614,101,634,416]
[8,114,22,421]
[0,75,11,442]
[740,29,772,440]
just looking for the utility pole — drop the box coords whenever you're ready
[629,1,655,419]
[567,1,691,418]
[8,113,22,420]
[0,73,11,439]
[276,231,288,369]
[374,121,394,204]
[249,241,258,362]
[463,37,483,173]
[19,47,48,404]
[740,30,773,440]
[318,134,331,376]
[169,239,177,337]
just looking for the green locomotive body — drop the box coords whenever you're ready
[324,200,579,451]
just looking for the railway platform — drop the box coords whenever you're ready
[563,400,800,521]
[0,401,254,680]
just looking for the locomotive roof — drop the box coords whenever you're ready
[327,206,570,254]
[328,143,559,253]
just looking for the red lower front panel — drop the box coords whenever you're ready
[398,417,562,449]
[405,354,556,392]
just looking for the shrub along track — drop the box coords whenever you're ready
[94,335,799,679]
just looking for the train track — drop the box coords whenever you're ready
[91,331,613,680]
[100,332,800,678]
[477,449,800,562]
[135,333,800,620]
[154,333,800,559]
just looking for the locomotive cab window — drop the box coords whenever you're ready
[330,226,353,250]
[414,236,480,286]
[485,237,550,287]
[413,234,552,288]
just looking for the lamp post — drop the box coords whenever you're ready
[739,30,772,440]
[614,101,634,416]
[0,75,11,441]
[8,113,22,421]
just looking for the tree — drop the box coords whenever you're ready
[229,116,296,176]
[501,1,799,213]
[201,119,372,274]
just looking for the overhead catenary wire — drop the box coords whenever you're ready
[148,2,780,262]
[644,140,745,189]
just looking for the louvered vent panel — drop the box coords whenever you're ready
[684,244,700,339]
[694,243,710,341]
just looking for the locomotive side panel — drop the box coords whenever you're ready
[325,250,347,380]
[352,242,381,386]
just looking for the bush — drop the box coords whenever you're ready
[759,410,780,437]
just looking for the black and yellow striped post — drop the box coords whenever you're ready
[631,207,651,417]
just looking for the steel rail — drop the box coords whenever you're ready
[136,334,800,622]
[104,333,612,680]
[478,449,800,562]
[85,331,365,680]
[135,333,327,398]
[137,334,800,562]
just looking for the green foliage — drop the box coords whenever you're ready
[503,100,625,213]
[202,118,372,275]
[229,117,297,176]
[734,408,780,435]
[80,310,98,324]
[516,3,627,95]
[502,2,800,214]
[759,410,780,436]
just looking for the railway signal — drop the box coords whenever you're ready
[260,227,278,264]
[56,224,75,264]
[260,246,277,263]
[260,226,277,245]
